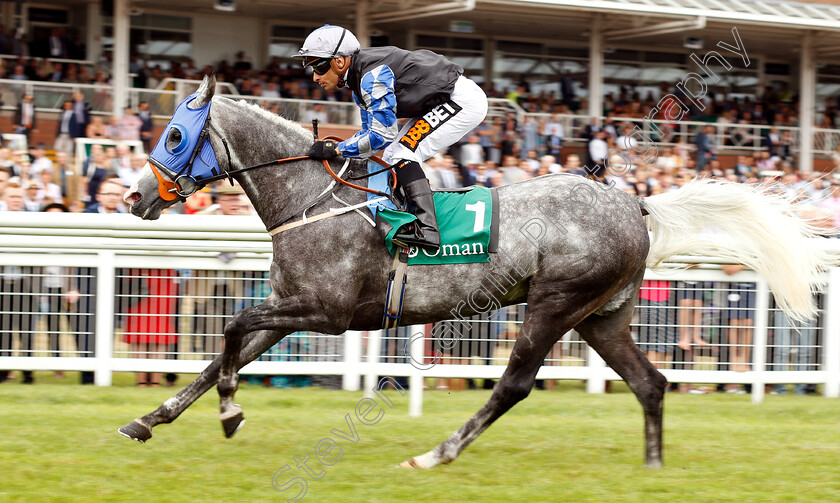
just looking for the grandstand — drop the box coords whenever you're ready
[0,0,839,170]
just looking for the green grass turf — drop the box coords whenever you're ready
[1,373,839,502]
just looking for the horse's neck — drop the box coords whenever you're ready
[210,100,367,226]
[236,158,348,229]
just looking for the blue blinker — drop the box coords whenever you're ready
[165,124,190,155]
[149,91,221,183]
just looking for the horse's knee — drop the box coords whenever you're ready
[218,372,238,396]
[225,309,252,347]
[493,377,533,406]
[630,372,666,411]
[224,312,248,340]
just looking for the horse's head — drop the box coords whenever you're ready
[124,74,219,219]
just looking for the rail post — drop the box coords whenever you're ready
[94,250,115,386]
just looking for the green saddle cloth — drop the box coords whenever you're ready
[380,186,493,265]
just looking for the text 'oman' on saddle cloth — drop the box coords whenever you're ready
[373,184,499,265]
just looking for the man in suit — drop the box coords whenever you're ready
[14,94,36,141]
[695,125,717,172]
[54,100,81,156]
[138,101,153,152]
[83,178,126,214]
[0,183,35,383]
[48,28,68,58]
[72,92,90,135]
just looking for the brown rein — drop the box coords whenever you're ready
[149,135,396,201]
[320,135,396,195]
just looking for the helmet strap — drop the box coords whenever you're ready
[331,27,347,57]
[331,58,350,88]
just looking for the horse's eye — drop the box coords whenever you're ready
[166,125,188,154]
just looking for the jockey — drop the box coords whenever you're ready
[294,24,488,252]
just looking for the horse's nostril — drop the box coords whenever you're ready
[125,192,142,205]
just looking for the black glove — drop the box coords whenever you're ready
[306,140,339,160]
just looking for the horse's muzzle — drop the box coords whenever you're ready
[124,189,142,207]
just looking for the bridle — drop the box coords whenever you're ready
[148,100,398,225]
[147,117,236,202]
[149,129,394,200]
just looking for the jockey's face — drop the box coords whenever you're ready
[312,56,349,91]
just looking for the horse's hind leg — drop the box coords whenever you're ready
[575,270,667,467]
[118,329,286,442]
[401,287,588,469]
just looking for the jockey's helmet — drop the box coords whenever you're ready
[293,25,360,65]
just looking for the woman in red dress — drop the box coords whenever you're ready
[122,269,178,386]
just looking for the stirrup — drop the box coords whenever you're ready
[393,228,440,252]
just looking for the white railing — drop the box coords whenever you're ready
[526,112,840,158]
[155,77,238,96]
[218,94,361,127]
[0,78,179,118]
[0,78,112,114]
[1,212,839,412]
[487,97,525,121]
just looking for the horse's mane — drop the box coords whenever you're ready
[218,96,312,142]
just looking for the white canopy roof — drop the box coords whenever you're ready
[481,0,840,31]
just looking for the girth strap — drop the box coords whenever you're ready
[382,248,409,330]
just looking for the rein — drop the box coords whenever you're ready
[149,105,401,235]
[319,135,396,195]
[149,129,396,202]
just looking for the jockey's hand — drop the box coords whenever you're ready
[306,140,339,160]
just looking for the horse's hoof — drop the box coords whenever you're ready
[399,458,421,469]
[221,406,245,439]
[118,419,152,443]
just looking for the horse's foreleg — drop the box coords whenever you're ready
[217,313,259,438]
[118,329,284,442]
[217,294,329,438]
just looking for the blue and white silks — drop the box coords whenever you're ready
[338,65,399,159]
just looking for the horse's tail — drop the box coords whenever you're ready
[641,178,835,321]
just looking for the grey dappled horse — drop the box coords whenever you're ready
[120,76,831,468]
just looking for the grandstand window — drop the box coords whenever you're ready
[269,24,321,63]
[604,50,688,87]
[103,14,192,69]
[25,5,75,62]
[765,62,791,76]
[414,33,485,83]
[817,63,840,109]
[493,39,588,98]
[28,7,69,25]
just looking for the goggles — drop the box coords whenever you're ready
[304,57,333,76]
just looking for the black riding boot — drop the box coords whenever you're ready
[393,179,440,252]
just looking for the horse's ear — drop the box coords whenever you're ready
[189,74,217,108]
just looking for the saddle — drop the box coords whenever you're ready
[364,161,499,258]
[363,160,499,328]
